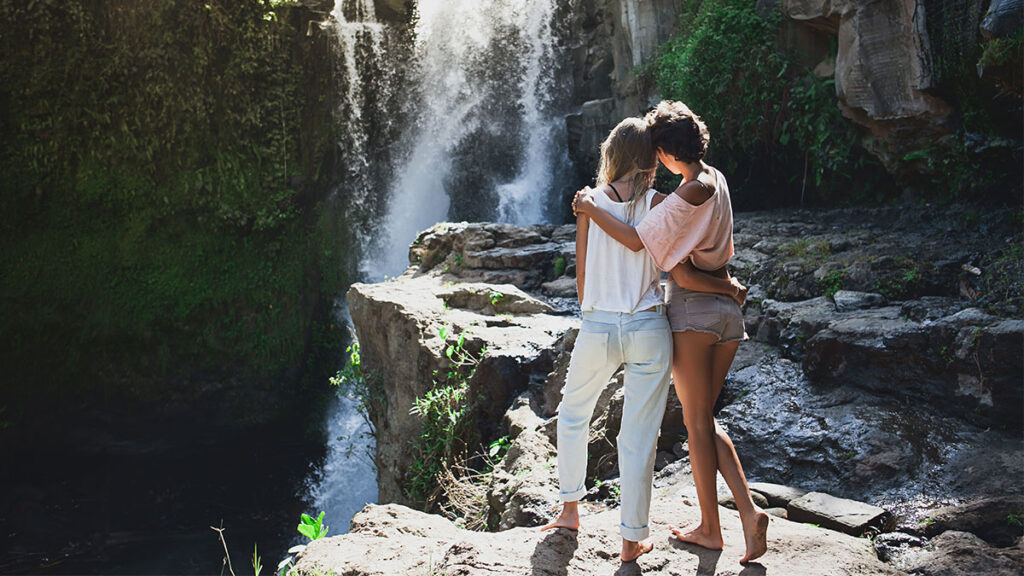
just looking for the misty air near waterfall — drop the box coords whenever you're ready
[0,0,1021,574]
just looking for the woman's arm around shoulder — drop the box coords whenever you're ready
[575,212,588,306]
[669,260,748,306]
[574,188,644,252]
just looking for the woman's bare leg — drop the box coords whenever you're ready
[668,331,723,550]
[708,341,769,563]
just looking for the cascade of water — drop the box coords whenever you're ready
[301,302,376,537]
[366,0,572,279]
[300,0,388,537]
[327,0,399,266]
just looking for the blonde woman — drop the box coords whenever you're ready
[542,116,744,563]
[574,101,769,564]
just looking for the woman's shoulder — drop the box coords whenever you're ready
[673,179,714,206]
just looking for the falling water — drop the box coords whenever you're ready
[304,0,573,538]
[299,0,387,537]
[367,0,573,279]
[327,0,401,265]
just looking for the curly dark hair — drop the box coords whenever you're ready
[645,100,710,163]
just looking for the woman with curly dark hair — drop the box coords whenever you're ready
[574,100,769,565]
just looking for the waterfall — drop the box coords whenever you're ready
[327,0,399,270]
[306,0,573,536]
[300,0,388,536]
[366,0,573,279]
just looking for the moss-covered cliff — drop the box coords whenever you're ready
[0,0,350,433]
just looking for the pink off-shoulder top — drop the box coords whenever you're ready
[635,167,734,272]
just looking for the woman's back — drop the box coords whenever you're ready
[636,167,733,273]
[581,187,664,313]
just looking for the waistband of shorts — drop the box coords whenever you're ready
[582,305,665,323]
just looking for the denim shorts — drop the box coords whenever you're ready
[666,281,748,343]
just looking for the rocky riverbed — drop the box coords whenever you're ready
[294,204,1023,575]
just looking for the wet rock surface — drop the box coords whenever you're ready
[331,207,1022,575]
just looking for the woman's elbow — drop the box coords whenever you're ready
[627,237,645,252]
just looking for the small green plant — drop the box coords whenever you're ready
[453,253,464,267]
[553,256,567,277]
[939,346,956,366]
[609,484,621,499]
[252,544,262,576]
[406,325,484,506]
[1007,511,1024,527]
[210,523,264,576]
[488,290,504,307]
[329,337,382,446]
[297,511,329,541]
[488,435,511,462]
[819,269,846,298]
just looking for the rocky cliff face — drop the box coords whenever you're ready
[314,203,1023,575]
[565,0,1022,194]
[564,0,686,181]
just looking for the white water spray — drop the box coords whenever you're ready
[368,0,571,279]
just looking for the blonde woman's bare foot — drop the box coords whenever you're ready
[540,506,580,531]
[740,511,769,564]
[669,523,724,550]
[621,538,654,562]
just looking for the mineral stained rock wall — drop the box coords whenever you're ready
[565,0,1022,193]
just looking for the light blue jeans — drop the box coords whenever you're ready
[556,308,672,541]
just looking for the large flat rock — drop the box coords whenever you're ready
[788,491,893,536]
[294,496,901,576]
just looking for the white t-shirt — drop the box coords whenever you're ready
[580,188,664,313]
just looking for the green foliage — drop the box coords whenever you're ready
[653,0,883,203]
[488,290,504,307]
[1007,511,1024,528]
[874,258,925,300]
[0,0,344,395]
[406,326,483,507]
[553,256,567,277]
[297,511,329,541]
[488,436,511,462]
[819,269,846,299]
[779,238,832,264]
[252,544,263,576]
[979,241,1024,314]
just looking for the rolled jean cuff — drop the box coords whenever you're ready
[559,487,587,502]
[620,522,650,541]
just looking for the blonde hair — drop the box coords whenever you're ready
[596,117,657,223]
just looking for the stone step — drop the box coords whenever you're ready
[788,491,894,536]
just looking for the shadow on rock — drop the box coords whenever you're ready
[739,562,767,576]
[530,529,579,576]
[668,538,722,575]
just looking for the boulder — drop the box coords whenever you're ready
[788,491,894,536]
[749,482,809,508]
[719,489,769,510]
[923,495,1024,547]
[781,0,954,180]
[832,290,886,312]
[872,531,923,565]
[903,530,1024,576]
[348,250,576,505]
[488,427,560,531]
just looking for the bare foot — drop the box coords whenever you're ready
[739,511,769,564]
[669,523,724,550]
[541,505,580,531]
[621,538,654,562]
